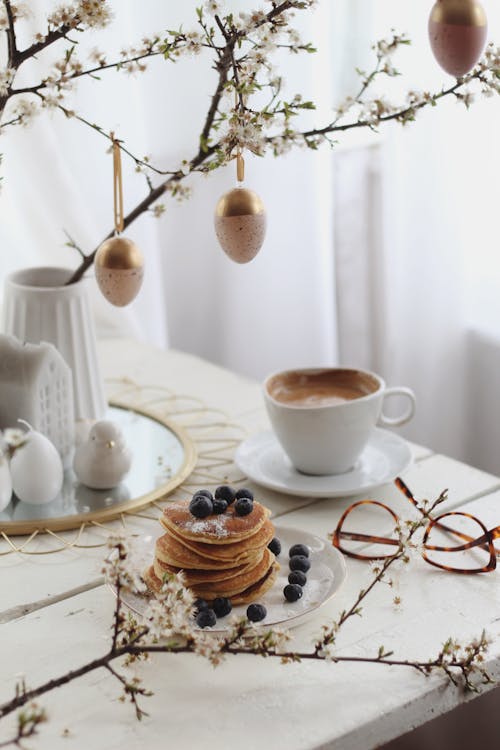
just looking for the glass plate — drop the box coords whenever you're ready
[115,525,347,632]
[0,403,197,535]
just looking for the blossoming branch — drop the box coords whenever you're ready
[1,0,500,284]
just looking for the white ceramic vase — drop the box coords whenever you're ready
[2,267,106,421]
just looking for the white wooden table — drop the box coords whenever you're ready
[1,339,500,750]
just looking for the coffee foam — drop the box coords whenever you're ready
[267,369,379,408]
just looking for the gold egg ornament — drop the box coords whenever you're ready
[94,133,145,307]
[428,0,487,77]
[214,153,267,264]
[95,236,144,307]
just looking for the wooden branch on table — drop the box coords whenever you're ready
[0,600,491,731]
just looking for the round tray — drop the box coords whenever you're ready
[0,403,197,535]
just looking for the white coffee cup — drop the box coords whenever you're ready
[263,367,416,476]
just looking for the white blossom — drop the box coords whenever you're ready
[102,535,147,595]
[0,68,15,96]
[77,0,112,28]
[204,0,222,14]
[12,98,39,126]
[0,2,30,29]
[183,31,203,55]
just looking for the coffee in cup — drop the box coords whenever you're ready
[263,367,415,476]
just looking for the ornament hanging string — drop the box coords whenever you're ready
[236,151,245,182]
[94,133,144,306]
[111,132,124,234]
[234,87,245,183]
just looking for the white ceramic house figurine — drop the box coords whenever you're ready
[0,335,74,464]
[73,420,132,489]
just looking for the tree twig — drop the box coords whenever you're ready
[2,0,17,66]
[15,25,72,66]
[9,50,165,96]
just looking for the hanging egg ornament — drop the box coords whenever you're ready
[214,153,266,263]
[95,133,145,307]
[428,0,487,77]
[95,236,144,307]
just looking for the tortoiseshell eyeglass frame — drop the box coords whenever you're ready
[332,477,500,574]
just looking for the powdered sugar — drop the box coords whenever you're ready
[183,516,230,537]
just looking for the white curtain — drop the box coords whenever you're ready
[334,0,500,473]
[0,0,338,380]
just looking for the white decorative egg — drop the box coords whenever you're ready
[11,429,63,504]
[0,451,12,512]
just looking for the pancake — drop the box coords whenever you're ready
[187,548,275,599]
[155,532,259,571]
[163,519,275,562]
[154,555,257,586]
[144,560,280,607]
[230,561,280,605]
[161,500,269,544]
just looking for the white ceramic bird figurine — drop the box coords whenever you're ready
[73,420,132,490]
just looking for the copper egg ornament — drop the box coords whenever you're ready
[214,187,267,263]
[429,0,487,77]
[95,236,144,307]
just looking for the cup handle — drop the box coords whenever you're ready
[378,387,416,427]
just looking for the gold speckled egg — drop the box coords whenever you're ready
[214,187,266,263]
[95,236,144,307]
[429,0,487,77]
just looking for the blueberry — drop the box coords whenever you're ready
[289,555,311,573]
[289,544,310,558]
[213,498,228,515]
[196,608,217,628]
[193,598,209,614]
[213,597,232,618]
[246,603,267,622]
[189,495,213,518]
[268,537,282,556]
[288,570,307,586]
[235,488,254,501]
[193,489,213,501]
[284,584,303,602]
[214,485,236,504]
[235,497,253,517]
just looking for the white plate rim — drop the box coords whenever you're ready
[234,428,412,499]
[112,525,348,633]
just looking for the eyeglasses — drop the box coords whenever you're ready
[332,477,500,574]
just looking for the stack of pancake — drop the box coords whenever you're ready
[144,499,279,604]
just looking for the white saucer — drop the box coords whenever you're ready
[234,428,412,498]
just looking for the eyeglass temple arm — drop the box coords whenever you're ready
[426,525,500,553]
[394,477,495,550]
[396,477,500,555]
[336,530,400,547]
